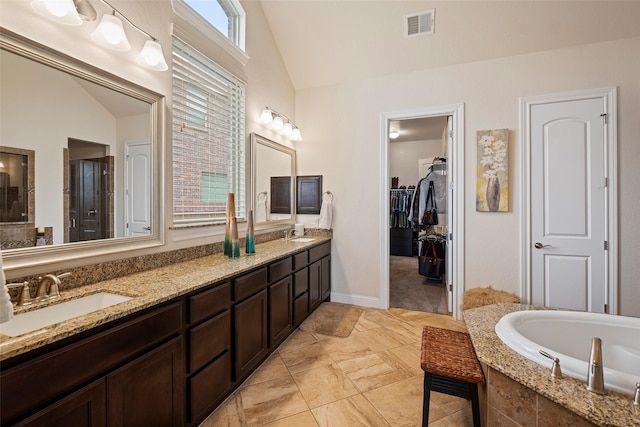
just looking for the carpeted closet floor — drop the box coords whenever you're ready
[389,256,449,315]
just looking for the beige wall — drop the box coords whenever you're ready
[295,36,640,317]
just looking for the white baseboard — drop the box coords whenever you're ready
[329,292,384,309]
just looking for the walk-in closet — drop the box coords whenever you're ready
[388,116,451,314]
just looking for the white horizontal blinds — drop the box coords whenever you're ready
[172,36,246,225]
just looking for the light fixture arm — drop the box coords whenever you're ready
[100,0,159,41]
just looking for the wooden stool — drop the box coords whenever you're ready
[420,326,485,427]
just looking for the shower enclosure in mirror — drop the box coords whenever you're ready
[250,133,296,230]
[0,29,164,271]
[0,147,34,224]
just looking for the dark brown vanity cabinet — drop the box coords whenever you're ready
[233,267,269,382]
[1,302,184,427]
[268,257,293,348]
[186,282,232,425]
[2,240,331,427]
[292,251,310,326]
[309,241,331,310]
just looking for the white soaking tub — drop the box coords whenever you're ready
[495,310,640,395]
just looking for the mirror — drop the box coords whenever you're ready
[0,29,164,270]
[0,146,34,224]
[250,133,296,229]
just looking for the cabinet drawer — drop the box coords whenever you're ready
[189,282,230,325]
[293,268,308,298]
[269,257,292,282]
[189,311,230,373]
[189,351,231,424]
[309,241,331,263]
[293,251,308,271]
[233,267,267,302]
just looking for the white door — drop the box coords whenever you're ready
[445,116,453,313]
[125,142,151,236]
[530,98,607,312]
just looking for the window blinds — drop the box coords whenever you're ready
[172,36,246,225]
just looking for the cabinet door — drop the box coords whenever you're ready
[309,260,322,310]
[14,379,106,427]
[321,256,331,301]
[107,337,184,427]
[269,276,292,347]
[234,289,268,381]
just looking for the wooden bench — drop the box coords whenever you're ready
[420,326,485,427]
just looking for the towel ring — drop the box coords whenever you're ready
[323,191,334,201]
[257,191,268,201]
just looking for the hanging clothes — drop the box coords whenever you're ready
[409,162,447,229]
[390,188,414,228]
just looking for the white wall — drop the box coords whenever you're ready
[389,139,442,187]
[295,36,640,317]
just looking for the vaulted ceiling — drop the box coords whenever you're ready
[259,1,640,90]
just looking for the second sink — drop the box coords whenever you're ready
[0,292,132,337]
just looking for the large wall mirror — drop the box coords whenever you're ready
[0,29,164,271]
[250,133,296,230]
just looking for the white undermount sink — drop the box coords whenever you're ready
[0,292,131,337]
[290,237,315,243]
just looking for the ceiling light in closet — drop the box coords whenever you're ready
[389,121,400,139]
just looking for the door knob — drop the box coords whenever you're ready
[534,242,551,249]
[143,226,151,231]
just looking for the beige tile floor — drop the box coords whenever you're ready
[200,305,474,427]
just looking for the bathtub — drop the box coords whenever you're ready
[495,310,640,396]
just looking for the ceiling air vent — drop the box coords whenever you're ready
[405,9,434,37]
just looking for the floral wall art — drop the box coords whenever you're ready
[476,129,508,212]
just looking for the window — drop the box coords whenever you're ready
[175,0,246,51]
[172,36,246,226]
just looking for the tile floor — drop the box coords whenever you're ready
[200,305,474,427]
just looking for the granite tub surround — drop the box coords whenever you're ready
[0,235,331,361]
[464,303,639,427]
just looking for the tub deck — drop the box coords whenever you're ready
[464,303,639,427]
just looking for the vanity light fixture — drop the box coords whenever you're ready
[91,12,131,51]
[259,107,303,141]
[31,0,168,71]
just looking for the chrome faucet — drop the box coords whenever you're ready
[586,337,605,394]
[284,229,296,240]
[35,272,71,301]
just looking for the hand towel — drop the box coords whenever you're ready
[255,197,268,222]
[318,199,332,229]
[0,252,14,323]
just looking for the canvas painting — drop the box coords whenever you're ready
[476,129,508,212]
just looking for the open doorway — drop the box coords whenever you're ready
[381,104,465,319]
[389,116,449,314]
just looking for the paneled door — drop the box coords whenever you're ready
[529,95,608,312]
[125,142,151,236]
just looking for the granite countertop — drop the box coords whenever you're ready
[0,237,330,362]
[464,303,640,427]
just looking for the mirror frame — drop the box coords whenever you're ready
[250,133,296,231]
[0,29,165,272]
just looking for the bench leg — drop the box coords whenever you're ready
[470,383,481,427]
[422,373,432,427]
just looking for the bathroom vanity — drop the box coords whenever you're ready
[0,238,331,426]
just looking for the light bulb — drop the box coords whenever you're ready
[260,108,273,124]
[272,116,284,131]
[91,14,131,51]
[291,128,302,141]
[31,0,82,25]
[283,122,293,136]
[136,40,168,71]
[389,130,400,139]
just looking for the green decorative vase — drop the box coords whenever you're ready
[246,210,255,254]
